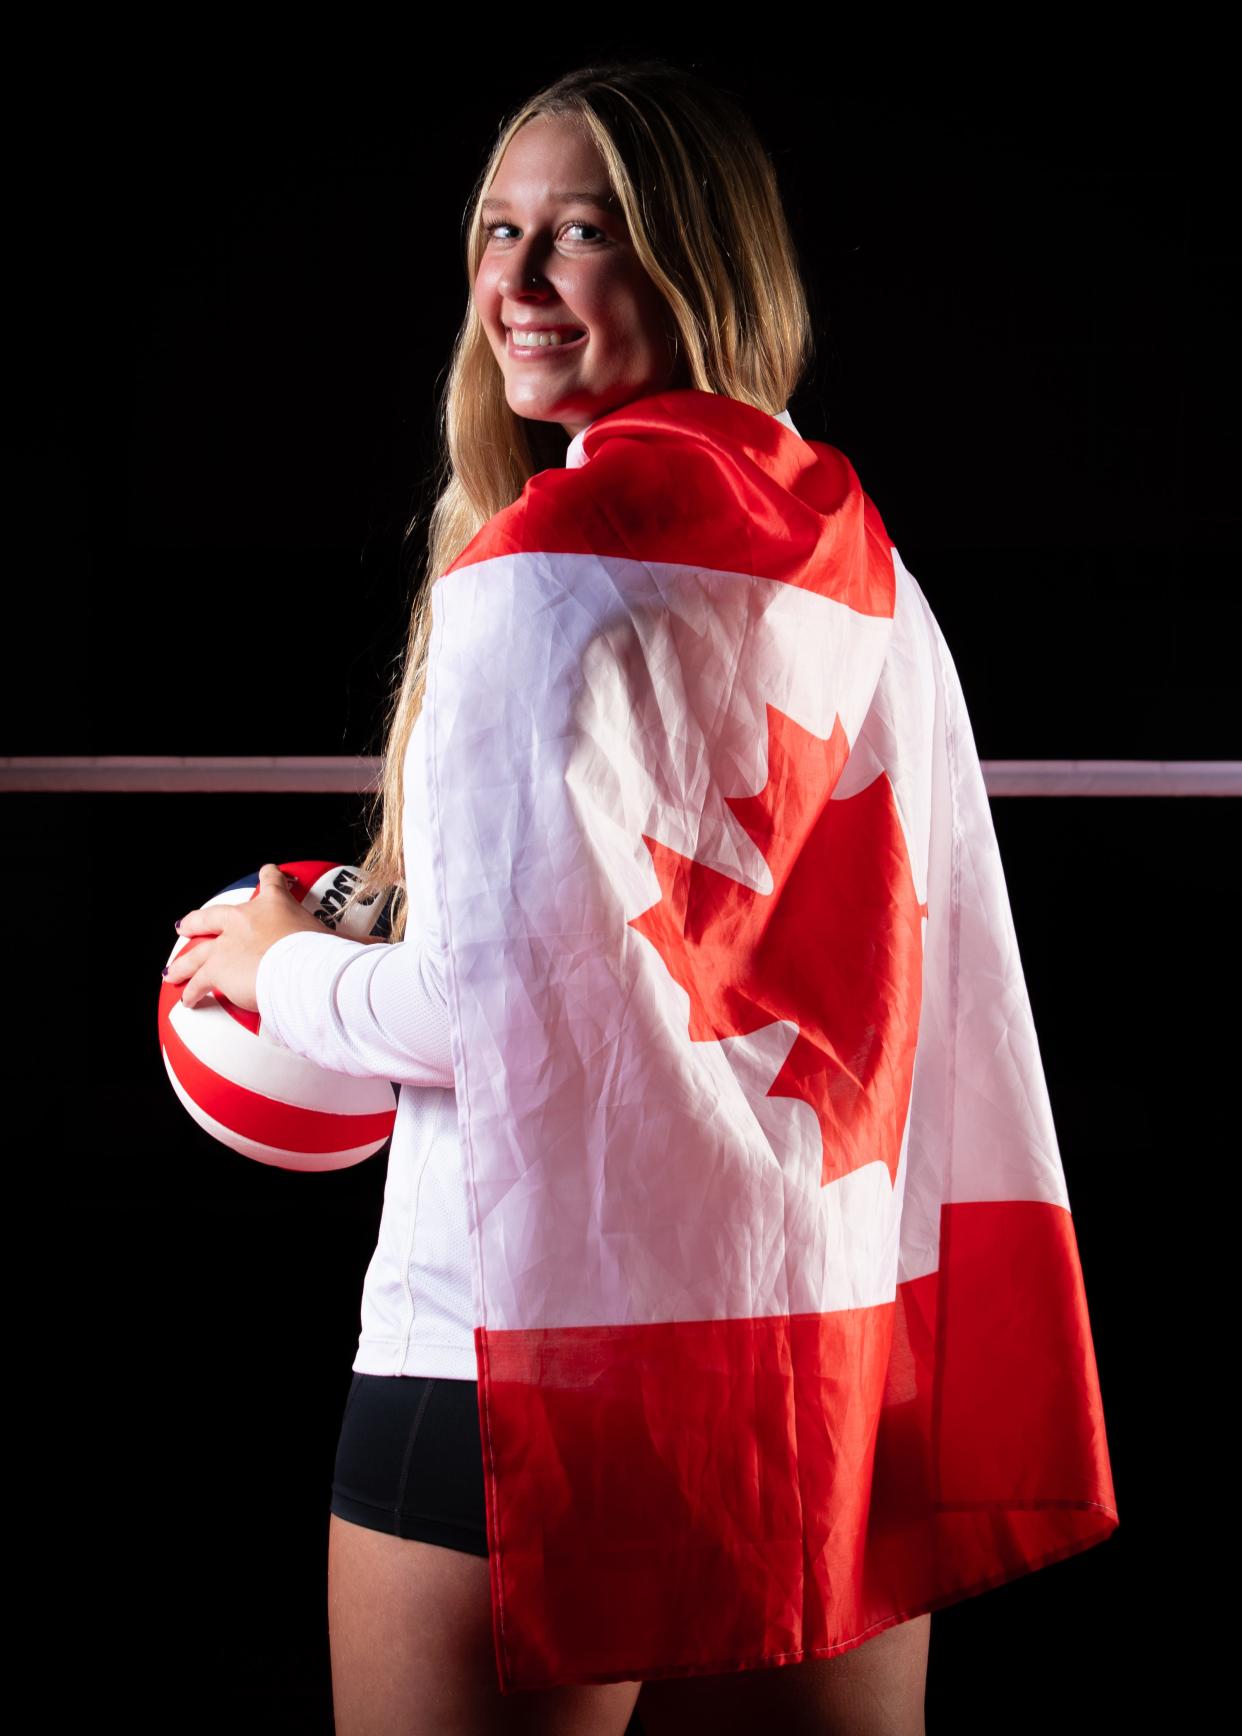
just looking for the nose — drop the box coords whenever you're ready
[496,234,553,300]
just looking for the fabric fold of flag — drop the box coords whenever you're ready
[423,388,1118,1693]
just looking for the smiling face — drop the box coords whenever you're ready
[473,114,686,439]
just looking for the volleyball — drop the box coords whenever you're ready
[158,859,398,1172]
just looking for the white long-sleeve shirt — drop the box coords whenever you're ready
[255,696,477,1378]
[254,406,801,1380]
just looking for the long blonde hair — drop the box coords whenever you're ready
[344,58,814,940]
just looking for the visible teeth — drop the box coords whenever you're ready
[512,328,582,347]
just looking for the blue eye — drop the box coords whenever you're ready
[483,220,603,243]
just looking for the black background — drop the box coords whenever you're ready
[11,30,1235,1734]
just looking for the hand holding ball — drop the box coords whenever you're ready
[165,862,326,1011]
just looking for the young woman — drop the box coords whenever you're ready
[168,59,943,1735]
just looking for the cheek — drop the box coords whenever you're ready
[472,265,500,322]
[586,286,652,353]
[473,288,507,359]
[606,275,672,362]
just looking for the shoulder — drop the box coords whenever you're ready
[444,389,887,602]
[445,392,796,576]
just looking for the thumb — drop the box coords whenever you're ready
[258,862,294,894]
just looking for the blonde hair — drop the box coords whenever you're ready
[344,58,814,940]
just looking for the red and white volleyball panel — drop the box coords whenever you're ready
[157,859,397,1172]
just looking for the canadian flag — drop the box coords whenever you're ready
[424,389,1119,1694]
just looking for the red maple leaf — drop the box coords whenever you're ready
[628,702,926,1190]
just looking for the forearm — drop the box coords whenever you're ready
[255,930,455,1088]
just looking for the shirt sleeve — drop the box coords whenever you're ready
[254,930,455,1088]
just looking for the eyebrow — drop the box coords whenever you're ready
[480,189,619,212]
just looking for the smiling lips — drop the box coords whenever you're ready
[507,325,587,357]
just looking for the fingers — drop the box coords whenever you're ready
[167,867,291,1010]
[164,938,214,1008]
[180,967,213,1011]
[168,903,225,1004]
[176,905,228,938]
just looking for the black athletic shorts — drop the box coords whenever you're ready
[329,1372,489,1558]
